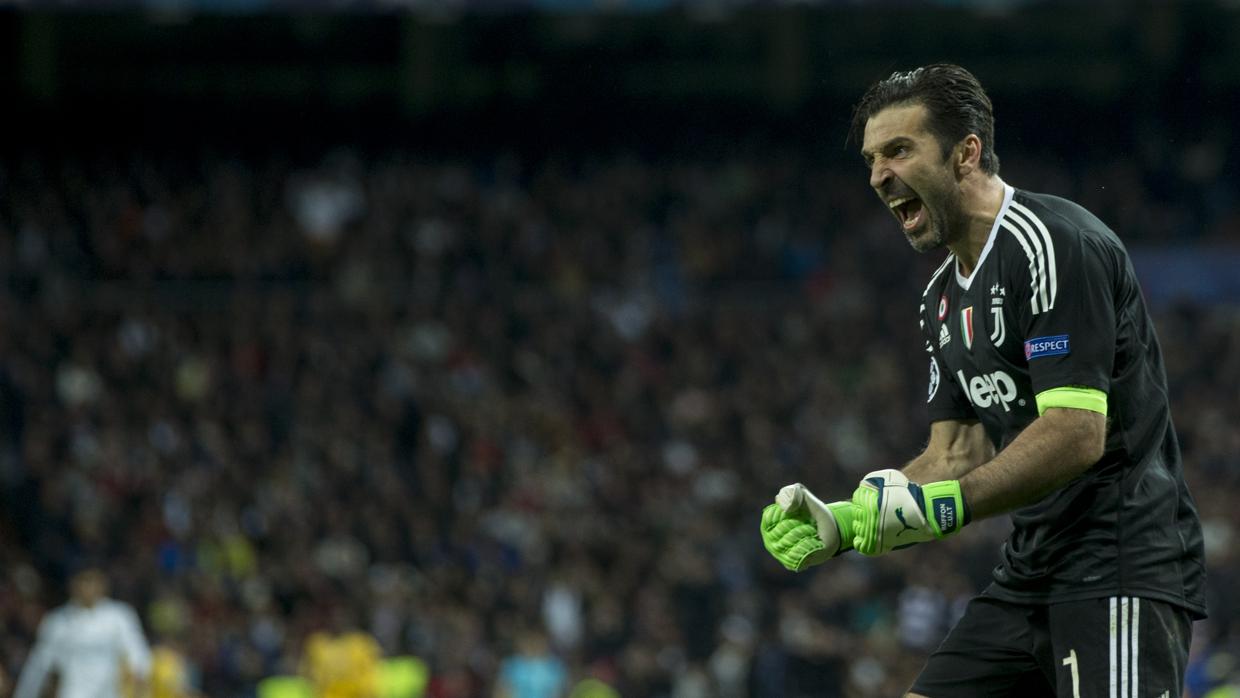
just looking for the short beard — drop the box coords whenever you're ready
[906,220,945,253]
[905,183,964,254]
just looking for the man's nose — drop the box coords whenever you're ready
[869,162,891,191]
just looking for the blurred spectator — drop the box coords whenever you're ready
[495,630,568,698]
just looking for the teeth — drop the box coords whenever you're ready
[888,197,913,209]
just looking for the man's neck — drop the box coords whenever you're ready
[948,175,1007,277]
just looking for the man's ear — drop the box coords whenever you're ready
[956,134,983,176]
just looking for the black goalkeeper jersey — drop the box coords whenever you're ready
[920,185,1206,618]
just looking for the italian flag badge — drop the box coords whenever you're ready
[961,306,974,350]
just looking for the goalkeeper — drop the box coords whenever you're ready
[762,64,1205,698]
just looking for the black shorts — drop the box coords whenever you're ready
[910,595,1192,698]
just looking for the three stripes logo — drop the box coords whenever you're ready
[999,201,1058,316]
[1110,596,1141,698]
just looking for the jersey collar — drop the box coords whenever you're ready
[955,182,1015,290]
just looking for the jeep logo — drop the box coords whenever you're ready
[955,369,1019,412]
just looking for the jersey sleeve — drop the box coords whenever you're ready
[1006,206,1117,414]
[921,305,974,423]
[13,612,62,698]
[117,603,153,678]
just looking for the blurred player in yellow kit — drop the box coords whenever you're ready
[119,643,196,698]
[147,644,198,698]
[302,630,383,698]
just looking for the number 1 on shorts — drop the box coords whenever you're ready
[1062,649,1081,698]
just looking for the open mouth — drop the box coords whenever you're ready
[888,196,925,232]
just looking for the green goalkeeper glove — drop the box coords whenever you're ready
[850,469,970,556]
[760,483,857,572]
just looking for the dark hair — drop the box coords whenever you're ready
[849,64,1000,175]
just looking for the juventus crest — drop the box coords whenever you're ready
[989,283,1007,347]
[961,285,1007,351]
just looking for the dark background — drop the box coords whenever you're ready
[4,5,1238,155]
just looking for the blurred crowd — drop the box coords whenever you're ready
[0,142,1237,697]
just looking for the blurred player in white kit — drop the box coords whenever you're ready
[14,566,152,698]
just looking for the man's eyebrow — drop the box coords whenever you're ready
[861,136,913,160]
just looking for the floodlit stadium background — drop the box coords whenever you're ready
[1,2,1239,696]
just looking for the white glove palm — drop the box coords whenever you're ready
[776,483,855,558]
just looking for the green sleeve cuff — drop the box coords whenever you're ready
[1035,386,1108,417]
